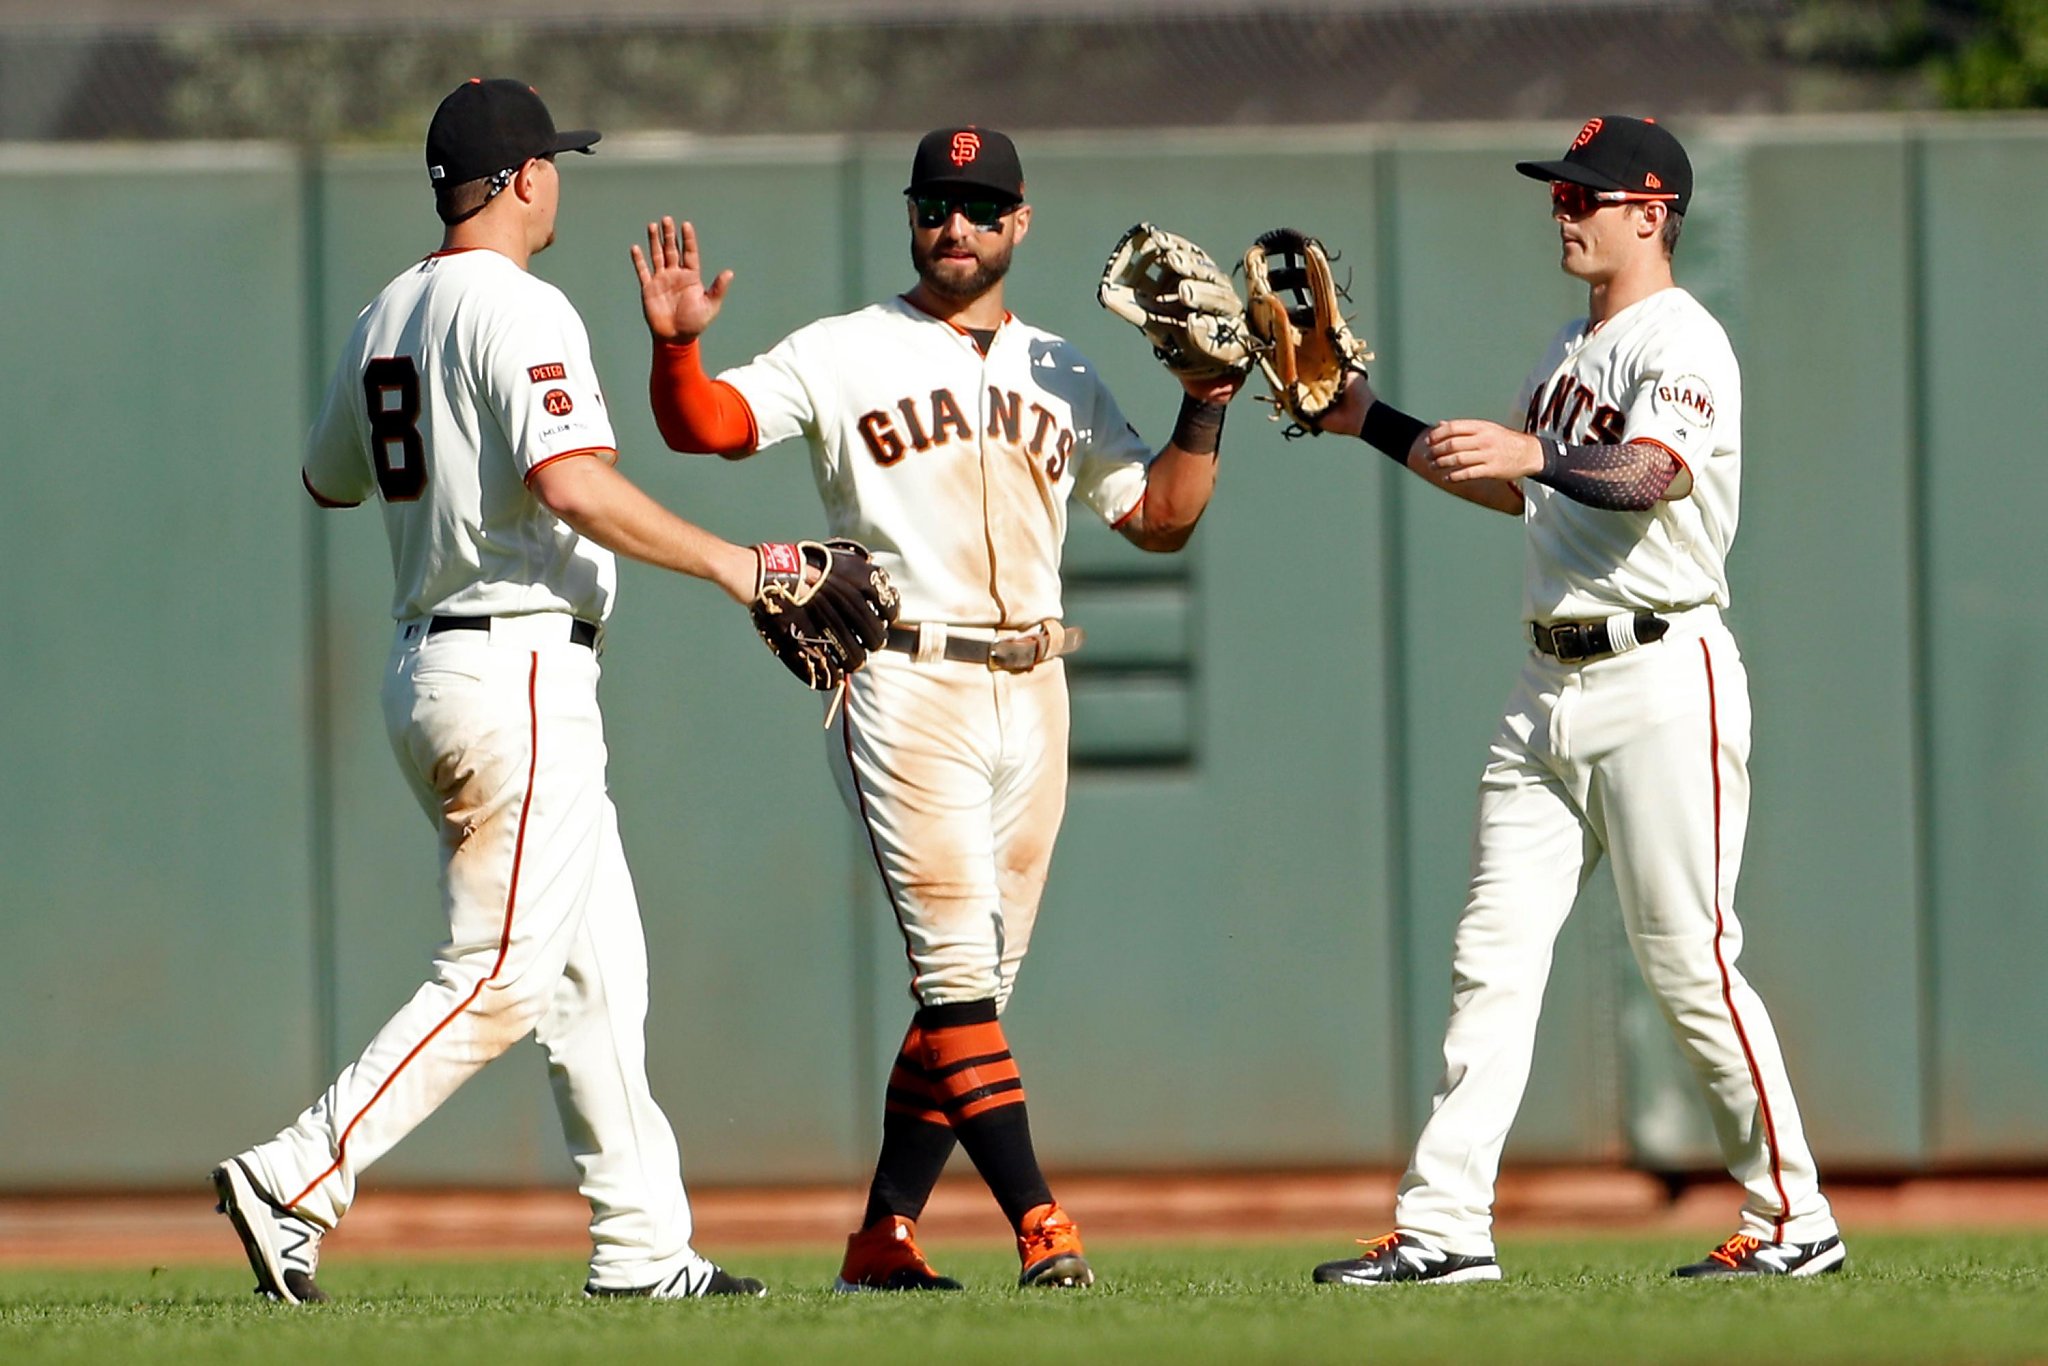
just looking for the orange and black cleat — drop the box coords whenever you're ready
[1017,1202,1094,1288]
[833,1214,962,1292]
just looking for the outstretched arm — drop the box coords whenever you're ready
[528,452,755,603]
[1428,424,1683,511]
[1117,371,1243,553]
[1314,377,1525,516]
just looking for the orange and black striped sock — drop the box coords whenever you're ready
[861,1021,957,1227]
[915,999,1053,1229]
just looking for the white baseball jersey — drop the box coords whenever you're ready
[303,247,620,623]
[719,296,1151,628]
[1515,286,1741,622]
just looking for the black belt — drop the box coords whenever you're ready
[1530,612,1669,663]
[430,614,599,649]
[883,625,1053,672]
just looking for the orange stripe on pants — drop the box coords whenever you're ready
[284,651,541,1211]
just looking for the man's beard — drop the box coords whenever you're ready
[912,236,1013,301]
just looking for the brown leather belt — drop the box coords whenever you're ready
[882,623,1082,673]
[431,614,600,649]
[1530,612,1669,663]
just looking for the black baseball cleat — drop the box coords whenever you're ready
[1673,1232,1847,1278]
[210,1158,330,1304]
[585,1261,769,1298]
[1313,1232,1503,1287]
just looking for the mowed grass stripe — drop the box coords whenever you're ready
[2,1232,2043,1365]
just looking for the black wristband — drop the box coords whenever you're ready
[1359,400,1429,465]
[1169,393,1228,456]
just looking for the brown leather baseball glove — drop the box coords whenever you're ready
[749,539,900,690]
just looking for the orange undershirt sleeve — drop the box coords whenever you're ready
[649,338,759,457]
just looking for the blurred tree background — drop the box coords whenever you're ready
[1785,0,2048,107]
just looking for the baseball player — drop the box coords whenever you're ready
[630,127,1238,1289]
[1306,116,1844,1284]
[211,78,784,1303]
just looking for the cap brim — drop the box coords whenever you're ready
[903,177,1023,205]
[553,129,601,156]
[1514,158,1624,191]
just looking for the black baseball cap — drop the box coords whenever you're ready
[1516,115,1692,214]
[904,126,1024,206]
[425,78,600,190]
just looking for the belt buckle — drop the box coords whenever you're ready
[1548,622,1589,663]
[987,635,1041,673]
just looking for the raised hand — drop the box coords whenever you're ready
[631,217,735,343]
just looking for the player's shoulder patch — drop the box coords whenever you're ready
[1650,372,1717,430]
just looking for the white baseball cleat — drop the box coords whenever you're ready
[1313,1232,1503,1286]
[210,1158,329,1304]
[1673,1231,1847,1278]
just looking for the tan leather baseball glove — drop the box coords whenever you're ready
[1098,222,1255,383]
[1242,228,1374,431]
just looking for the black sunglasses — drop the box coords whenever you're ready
[910,196,1015,231]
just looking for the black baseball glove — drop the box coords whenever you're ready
[749,539,900,690]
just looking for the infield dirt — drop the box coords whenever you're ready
[6,1168,2045,1267]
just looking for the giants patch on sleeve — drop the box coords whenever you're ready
[1651,373,1716,429]
[528,362,568,382]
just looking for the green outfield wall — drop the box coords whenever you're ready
[2,116,2042,1188]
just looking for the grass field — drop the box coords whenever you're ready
[3,1232,2043,1364]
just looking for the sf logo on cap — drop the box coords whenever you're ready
[950,131,981,166]
[1572,117,1604,150]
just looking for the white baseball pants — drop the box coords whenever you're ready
[1396,609,1837,1255]
[242,616,703,1289]
[828,647,1069,1010]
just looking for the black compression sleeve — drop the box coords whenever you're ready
[1169,393,1228,455]
[1533,438,1682,511]
[1359,401,1429,465]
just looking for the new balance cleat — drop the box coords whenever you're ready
[585,1259,768,1298]
[211,1158,329,1304]
[1017,1202,1094,1288]
[1313,1232,1502,1287]
[1673,1232,1846,1278]
[833,1214,962,1292]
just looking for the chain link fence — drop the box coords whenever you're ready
[0,2,1937,144]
